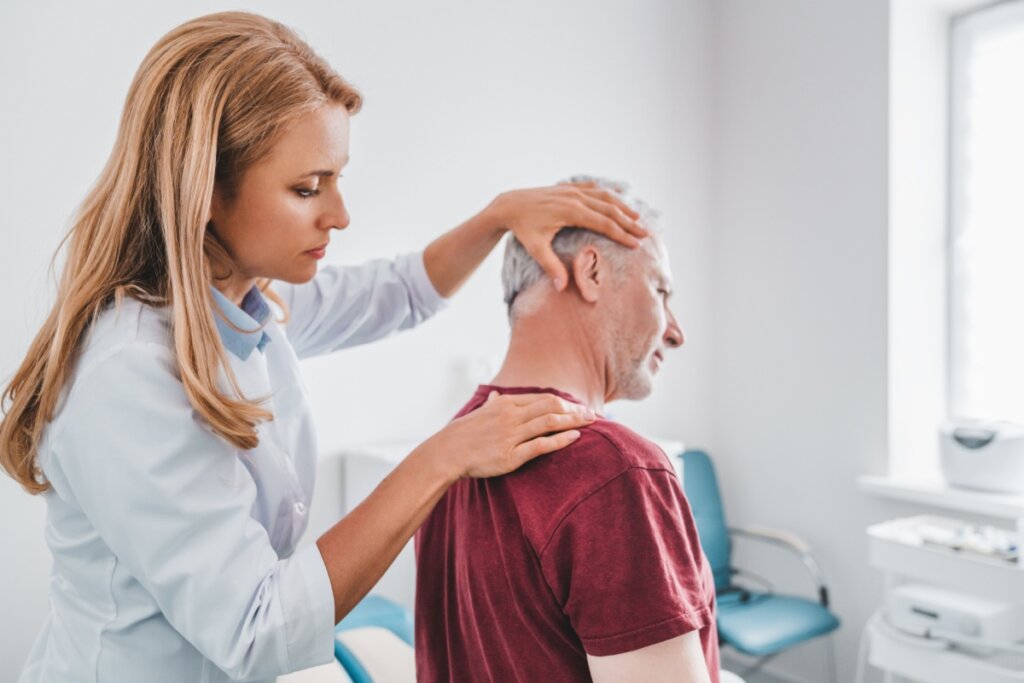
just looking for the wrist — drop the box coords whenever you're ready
[409,435,463,487]
[478,193,512,236]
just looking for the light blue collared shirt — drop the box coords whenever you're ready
[20,252,446,683]
[210,285,273,361]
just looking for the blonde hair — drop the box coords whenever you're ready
[0,12,362,494]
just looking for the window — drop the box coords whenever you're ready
[949,1,1024,423]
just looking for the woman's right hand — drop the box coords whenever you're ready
[420,392,596,481]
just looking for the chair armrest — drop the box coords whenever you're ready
[728,525,832,608]
[731,525,811,553]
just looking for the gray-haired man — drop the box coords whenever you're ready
[415,178,720,683]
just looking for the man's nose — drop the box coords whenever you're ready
[664,309,684,348]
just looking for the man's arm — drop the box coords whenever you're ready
[587,632,713,683]
[537,456,718,680]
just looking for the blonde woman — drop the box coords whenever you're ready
[0,12,647,683]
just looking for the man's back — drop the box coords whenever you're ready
[415,385,720,682]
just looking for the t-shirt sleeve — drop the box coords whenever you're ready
[538,465,713,657]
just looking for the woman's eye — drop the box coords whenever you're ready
[295,187,320,198]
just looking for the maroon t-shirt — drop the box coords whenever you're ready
[415,385,720,682]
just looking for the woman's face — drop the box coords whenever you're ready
[209,103,351,302]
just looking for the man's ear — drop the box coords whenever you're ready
[572,245,603,303]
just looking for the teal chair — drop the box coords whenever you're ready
[679,450,840,682]
[334,595,414,683]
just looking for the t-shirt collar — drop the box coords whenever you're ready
[209,285,272,361]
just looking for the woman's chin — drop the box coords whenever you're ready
[274,264,319,285]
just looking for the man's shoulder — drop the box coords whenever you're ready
[503,419,679,551]
[584,420,678,472]
[512,418,674,486]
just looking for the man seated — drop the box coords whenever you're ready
[415,178,719,683]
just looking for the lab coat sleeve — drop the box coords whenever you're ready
[47,343,336,681]
[272,250,448,359]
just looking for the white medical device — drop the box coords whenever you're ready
[862,516,1024,683]
[940,419,1024,494]
[886,584,1024,648]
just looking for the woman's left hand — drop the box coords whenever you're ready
[485,181,649,290]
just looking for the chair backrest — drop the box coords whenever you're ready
[336,595,414,645]
[679,450,733,592]
[334,595,416,683]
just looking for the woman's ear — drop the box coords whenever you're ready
[207,186,224,227]
[572,245,603,304]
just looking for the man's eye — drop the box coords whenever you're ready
[295,188,320,198]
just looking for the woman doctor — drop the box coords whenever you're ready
[0,12,647,683]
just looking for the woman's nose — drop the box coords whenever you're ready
[323,190,350,231]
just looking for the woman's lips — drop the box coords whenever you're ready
[304,246,327,259]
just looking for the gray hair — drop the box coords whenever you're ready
[501,175,659,320]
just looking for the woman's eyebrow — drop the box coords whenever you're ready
[295,156,350,180]
[296,169,335,179]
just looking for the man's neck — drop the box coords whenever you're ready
[490,307,611,413]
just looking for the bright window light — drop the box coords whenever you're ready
[950,1,1024,423]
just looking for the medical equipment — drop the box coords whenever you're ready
[856,611,1024,683]
[885,583,1024,649]
[862,515,1024,683]
[941,419,1024,494]
[878,515,1018,563]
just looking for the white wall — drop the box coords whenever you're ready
[0,1,713,678]
[707,1,940,681]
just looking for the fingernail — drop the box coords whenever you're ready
[568,430,581,440]
[584,409,596,420]
[553,277,565,290]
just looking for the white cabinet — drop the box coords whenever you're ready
[865,516,1024,683]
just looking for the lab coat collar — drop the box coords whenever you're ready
[209,285,272,361]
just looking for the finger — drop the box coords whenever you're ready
[578,186,642,222]
[494,392,569,408]
[581,196,647,238]
[517,411,594,442]
[517,394,593,421]
[511,430,582,465]
[560,179,598,189]
[568,207,641,249]
[522,238,571,290]
[482,393,584,419]
[561,179,631,198]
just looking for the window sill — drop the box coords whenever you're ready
[858,475,1024,522]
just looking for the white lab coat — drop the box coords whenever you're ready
[19,252,446,683]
